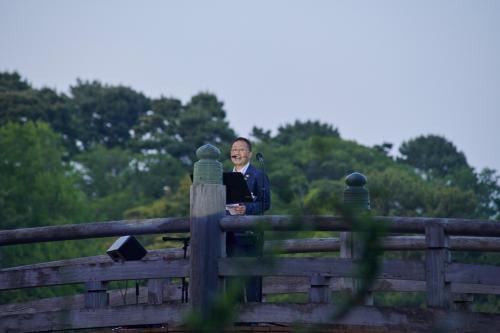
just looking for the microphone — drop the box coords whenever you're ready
[256,153,264,163]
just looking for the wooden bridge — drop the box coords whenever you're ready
[1,145,500,332]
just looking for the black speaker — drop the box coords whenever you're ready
[106,235,147,261]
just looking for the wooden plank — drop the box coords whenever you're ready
[0,293,85,316]
[263,276,309,294]
[263,276,425,294]
[0,217,189,246]
[220,215,352,232]
[264,236,500,253]
[339,231,354,304]
[4,278,500,319]
[379,260,425,281]
[308,274,330,303]
[452,282,500,294]
[1,248,186,271]
[265,237,341,253]
[262,277,426,294]
[220,215,500,236]
[220,257,355,277]
[447,263,500,286]
[425,224,450,308]
[0,258,188,290]
[219,258,424,281]
[189,184,225,312]
[84,280,108,308]
[2,215,499,247]
[147,278,168,304]
[234,303,500,332]
[261,276,500,295]
[371,278,425,293]
[452,293,473,312]
[449,236,500,251]
[2,302,499,333]
[0,303,190,332]
[384,235,500,252]
[0,284,184,317]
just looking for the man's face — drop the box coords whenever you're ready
[231,140,252,169]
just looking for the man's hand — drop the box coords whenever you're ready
[234,204,246,215]
[228,204,246,215]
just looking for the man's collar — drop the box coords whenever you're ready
[233,162,250,174]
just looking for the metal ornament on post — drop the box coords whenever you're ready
[341,172,373,305]
[193,144,223,185]
[343,172,370,210]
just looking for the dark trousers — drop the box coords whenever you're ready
[226,232,263,302]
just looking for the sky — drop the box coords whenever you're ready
[1,0,499,172]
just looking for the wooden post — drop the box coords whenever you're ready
[219,230,227,294]
[189,144,226,312]
[84,280,108,308]
[147,278,169,304]
[425,223,450,308]
[309,274,331,303]
[342,172,373,305]
[339,231,353,292]
[452,293,473,311]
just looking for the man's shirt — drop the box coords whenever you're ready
[233,162,250,175]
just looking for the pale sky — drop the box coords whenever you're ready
[1,0,499,172]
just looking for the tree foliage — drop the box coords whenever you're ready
[0,71,31,92]
[0,122,87,229]
[70,80,150,150]
[1,71,499,309]
[132,93,236,165]
[252,120,339,145]
[398,134,469,178]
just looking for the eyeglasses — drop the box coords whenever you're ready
[231,148,249,153]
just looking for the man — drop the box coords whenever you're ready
[228,137,270,215]
[226,137,270,302]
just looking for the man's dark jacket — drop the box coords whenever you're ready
[241,164,271,215]
[227,163,270,302]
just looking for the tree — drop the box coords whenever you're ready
[0,72,79,156]
[128,152,186,199]
[132,92,236,165]
[250,126,272,143]
[373,142,393,156]
[398,135,470,178]
[124,174,191,220]
[475,168,500,219]
[131,97,183,154]
[176,93,236,164]
[0,122,88,229]
[70,80,150,150]
[0,71,31,92]
[0,122,110,303]
[277,120,339,144]
[0,90,48,126]
[75,145,133,198]
[253,120,340,146]
[368,168,429,217]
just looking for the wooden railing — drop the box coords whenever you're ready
[1,215,500,332]
[1,145,500,332]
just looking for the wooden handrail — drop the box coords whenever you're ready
[1,215,499,246]
[220,215,500,236]
[0,217,190,246]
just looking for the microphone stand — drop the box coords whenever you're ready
[256,153,265,216]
